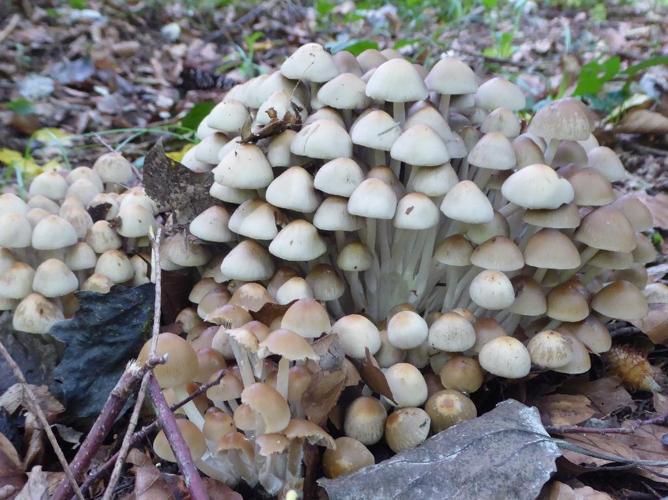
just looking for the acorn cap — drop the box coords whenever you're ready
[524,229,581,270]
[475,77,525,111]
[501,164,574,209]
[266,166,320,213]
[31,215,78,250]
[281,298,331,339]
[527,330,573,369]
[428,312,476,352]
[220,240,274,281]
[425,389,477,433]
[12,293,64,334]
[32,259,78,298]
[591,280,648,321]
[153,418,206,463]
[574,206,636,252]
[384,407,431,453]
[440,180,494,224]
[241,382,290,433]
[469,270,515,310]
[331,314,381,359]
[365,58,427,103]
[138,332,198,388]
[269,220,326,261]
[349,109,400,151]
[314,157,365,197]
[478,336,531,379]
[323,437,374,479]
[280,43,338,82]
[528,98,591,141]
[290,119,353,160]
[425,57,477,95]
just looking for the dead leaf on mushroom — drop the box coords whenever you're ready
[302,370,346,426]
[535,394,596,426]
[357,348,395,402]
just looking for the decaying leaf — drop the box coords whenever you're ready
[319,400,561,500]
[0,384,64,422]
[357,349,394,402]
[143,139,214,224]
[240,103,303,144]
[50,284,154,419]
[0,434,25,498]
[546,480,612,499]
[302,370,346,426]
[631,303,668,345]
[251,302,293,327]
[561,377,634,415]
[309,334,344,372]
[15,466,48,500]
[203,477,243,500]
[535,394,596,426]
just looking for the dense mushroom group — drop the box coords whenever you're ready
[5,42,657,496]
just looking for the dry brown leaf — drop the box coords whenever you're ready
[15,466,48,500]
[615,109,668,134]
[357,348,395,402]
[0,434,21,471]
[637,192,668,230]
[203,477,243,500]
[547,480,613,499]
[653,392,668,414]
[129,450,175,500]
[0,437,26,499]
[302,369,346,425]
[250,301,293,327]
[562,377,634,415]
[631,303,668,345]
[535,394,596,426]
[0,384,64,421]
[309,334,344,371]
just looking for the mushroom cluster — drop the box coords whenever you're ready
[1,152,156,333]
[154,42,656,490]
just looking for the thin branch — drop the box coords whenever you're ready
[80,370,225,492]
[101,227,163,499]
[147,376,208,500]
[546,411,668,435]
[0,341,85,500]
[0,14,19,44]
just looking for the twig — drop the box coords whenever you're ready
[0,341,85,500]
[147,376,208,499]
[52,357,165,500]
[546,411,668,435]
[80,370,225,492]
[101,227,163,500]
[0,14,19,45]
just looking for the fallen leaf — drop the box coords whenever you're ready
[535,394,596,426]
[143,139,214,224]
[302,370,346,426]
[319,400,561,500]
[49,284,154,419]
[15,466,48,500]
[0,435,25,498]
[546,480,613,499]
[0,384,64,422]
[615,109,668,134]
[357,349,394,402]
[250,302,292,327]
[203,477,243,500]
[0,434,20,471]
[309,334,344,372]
[561,377,634,415]
[631,303,668,345]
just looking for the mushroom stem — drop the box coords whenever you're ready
[392,101,406,126]
[285,438,305,492]
[448,266,479,310]
[378,219,392,274]
[196,453,238,483]
[544,138,560,164]
[438,94,451,118]
[230,338,256,389]
[413,226,438,302]
[345,271,366,312]
[533,268,548,283]
[173,386,205,430]
[374,149,385,167]
[544,319,561,331]
[276,357,290,400]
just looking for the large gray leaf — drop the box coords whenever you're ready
[319,399,560,500]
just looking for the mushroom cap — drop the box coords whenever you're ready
[32,259,78,297]
[333,50,363,76]
[408,163,459,197]
[467,132,516,170]
[440,180,494,224]
[564,168,614,207]
[524,229,581,270]
[258,328,319,361]
[214,143,273,189]
[425,57,477,95]
[425,389,477,433]
[276,276,314,304]
[509,277,547,316]
[12,293,64,334]
[587,146,627,182]
[241,382,291,433]
[347,178,398,220]
[228,199,279,240]
[290,119,353,160]
[559,315,611,354]
[331,314,381,359]
[439,356,484,393]
[266,166,321,213]
[281,298,331,339]
[434,234,473,266]
[323,437,374,479]
[470,236,524,271]
[314,157,365,197]
[523,203,581,229]
[472,317,507,353]
[116,202,155,238]
[611,194,653,232]
[547,279,590,322]
[428,312,476,352]
[306,264,345,301]
[481,107,521,138]
[284,418,336,448]
[138,333,198,388]
[280,42,339,82]
[384,407,431,453]
[189,205,234,243]
[552,333,591,375]
[220,240,274,281]
[206,370,243,403]
[86,220,122,253]
[202,408,235,442]
[478,336,531,378]
[95,249,134,283]
[269,220,327,261]
[93,152,134,184]
[31,215,78,250]
[0,213,32,249]
[314,196,362,231]
[574,206,636,252]
[344,396,387,445]
[475,77,526,111]
[469,270,515,310]
[207,99,249,134]
[591,280,648,321]
[64,242,97,271]
[81,273,114,294]
[390,125,450,166]
[350,109,401,151]
[393,193,440,230]
[153,418,206,463]
[501,164,574,209]
[387,310,429,350]
[527,330,573,369]
[317,72,369,109]
[228,283,275,312]
[365,58,428,103]
[384,362,428,408]
[528,98,591,141]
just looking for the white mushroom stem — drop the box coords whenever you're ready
[392,101,406,126]
[345,271,366,312]
[172,386,205,430]
[378,220,392,273]
[276,357,290,399]
[229,337,256,389]
[413,226,438,302]
[374,149,385,167]
[197,452,238,483]
[459,158,470,180]
[557,247,598,283]
[365,218,377,255]
[533,268,548,282]
[544,138,560,164]
[438,93,451,117]
[448,266,479,310]
[285,439,305,492]
[544,319,561,330]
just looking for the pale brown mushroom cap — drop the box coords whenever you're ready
[470,236,524,271]
[258,328,319,362]
[425,389,477,433]
[528,98,591,141]
[153,418,206,463]
[12,293,64,334]
[284,418,336,448]
[241,382,290,433]
[478,336,531,379]
[475,77,526,111]
[384,407,431,453]
[202,407,235,443]
[527,330,573,369]
[547,279,590,322]
[344,396,387,445]
[509,277,547,316]
[229,283,275,312]
[591,280,648,321]
[425,57,477,95]
[439,356,484,393]
[574,206,636,252]
[280,42,339,82]
[365,58,428,103]
[255,433,290,456]
[281,298,331,339]
[32,259,78,297]
[323,437,374,479]
[331,314,381,358]
[138,333,198,388]
[428,312,476,352]
[383,362,428,408]
[524,229,581,270]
